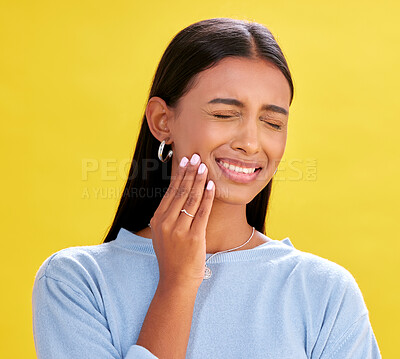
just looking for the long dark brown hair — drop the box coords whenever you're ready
[101,17,294,243]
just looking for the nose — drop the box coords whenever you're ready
[230,117,261,154]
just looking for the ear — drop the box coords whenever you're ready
[145,97,173,144]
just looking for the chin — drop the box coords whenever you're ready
[213,184,265,205]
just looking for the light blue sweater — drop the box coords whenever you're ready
[32,227,381,358]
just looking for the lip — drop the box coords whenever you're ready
[215,159,262,184]
[215,157,263,169]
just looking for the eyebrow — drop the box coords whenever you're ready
[207,98,289,116]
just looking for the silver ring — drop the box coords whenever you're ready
[180,209,195,218]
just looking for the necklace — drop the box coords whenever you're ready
[204,226,255,279]
[147,224,255,280]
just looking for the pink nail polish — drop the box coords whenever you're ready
[180,157,189,167]
[190,153,200,165]
[198,163,206,174]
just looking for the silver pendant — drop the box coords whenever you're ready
[204,265,212,279]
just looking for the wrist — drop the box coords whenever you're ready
[157,278,201,296]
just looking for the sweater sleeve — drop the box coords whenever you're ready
[321,312,381,359]
[32,274,158,359]
[312,265,382,359]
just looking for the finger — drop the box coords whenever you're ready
[166,153,202,223]
[175,161,208,230]
[190,179,215,235]
[154,156,189,217]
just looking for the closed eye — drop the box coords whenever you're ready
[213,114,282,130]
[213,114,236,119]
[265,122,281,130]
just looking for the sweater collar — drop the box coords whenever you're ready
[111,227,295,264]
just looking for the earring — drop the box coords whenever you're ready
[158,140,173,162]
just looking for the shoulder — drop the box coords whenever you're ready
[32,241,122,311]
[282,242,360,289]
[256,236,364,307]
[33,241,116,289]
[287,251,379,357]
[256,235,357,290]
[300,250,355,283]
[270,238,369,311]
[287,247,370,321]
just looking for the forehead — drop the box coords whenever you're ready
[187,57,291,107]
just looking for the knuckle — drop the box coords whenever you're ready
[176,186,188,199]
[191,230,203,241]
[186,194,198,207]
[174,227,185,238]
[160,221,170,233]
[175,168,185,178]
[196,206,207,218]
[165,185,177,197]
[195,172,205,182]
[186,164,197,174]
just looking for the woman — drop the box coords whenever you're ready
[32,18,381,358]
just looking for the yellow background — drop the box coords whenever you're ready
[1,1,398,357]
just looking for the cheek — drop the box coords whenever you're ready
[186,122,223,151]
[172,121,214,159]
[259,136,286,179]
[265,132,287,158]
[182,118,207,139]
[270,142,286,163]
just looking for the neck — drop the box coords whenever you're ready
[204,197,255,254]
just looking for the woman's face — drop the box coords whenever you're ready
[168,56,291,204]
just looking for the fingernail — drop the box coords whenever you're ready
[179,157,189,167]
[190,153,200,165]
[206,180,214,190]
[198,163,206,174]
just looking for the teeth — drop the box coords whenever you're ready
[219,160,257,174]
